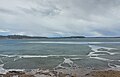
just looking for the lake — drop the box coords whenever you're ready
[0,38,120,70]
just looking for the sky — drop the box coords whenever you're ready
[0,0,120,37]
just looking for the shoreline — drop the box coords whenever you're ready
[0,67,120,77]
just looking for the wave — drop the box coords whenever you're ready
[88,45,118,57]
[88,45,119,61]
[90,56,114,61]
[108,63,120,71]
[0,54,84,62]
[88,45,120,70]
[23,41,120,45]
[0,54,83,58]
[0,63,25,74]
[55,58,79,69]
[108,63,120,68]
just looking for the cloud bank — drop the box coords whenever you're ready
[0,0,120,37]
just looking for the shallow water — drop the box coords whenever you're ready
[0,38,120,70]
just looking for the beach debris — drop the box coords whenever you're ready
[0,71,34,77]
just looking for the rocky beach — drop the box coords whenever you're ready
[1,67,120,77]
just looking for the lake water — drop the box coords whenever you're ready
[0,38,120,70]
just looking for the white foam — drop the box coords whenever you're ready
[0,54,9,57]
[18,55,81,59]
[90,56,114,61]
[56,58,79,69]
[0,64,7,74]
[12,55,49,61]
[88,45,118,57]
[89,45,115,52]
[24,41,88,44]
[0,54,84,62]
[114,64,120,68]
[7,69,25,72]
[20,55,48,58]
[46,55,81,57]
[0,63,25,74]
[0,58,3,63]
[89,46,115,62]
[70,58,82,60]
[14,56,22,61]
[108,63,120,71]
[24,41,120,45]
[63,58,73,64]
[0,54,83,59]
[56,58,74,68]
[88,52,103,56]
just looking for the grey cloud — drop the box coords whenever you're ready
[0,29,10,32]
[0,8,18,15]
[18,6,61,16]
[0,0,120,36]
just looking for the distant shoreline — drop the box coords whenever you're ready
[1,35,120,39]
[0,35,85,39]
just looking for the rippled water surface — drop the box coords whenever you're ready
[0,38,120,70]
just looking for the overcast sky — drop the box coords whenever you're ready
[0,0,120,37]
